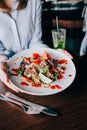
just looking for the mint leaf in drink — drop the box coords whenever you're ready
[58,40,64,49]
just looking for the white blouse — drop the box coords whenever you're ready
[80,8,87,56]
[0,0,47,61]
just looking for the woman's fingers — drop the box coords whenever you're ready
[1,77,24,93]
[57,49,73,59]
[0,69,8,82]
[63,50,73,59]
[0,62,9,82]
[1,80,20,92]
[0,65,23,93]
[0,72,18,92]
[0,76,23,93]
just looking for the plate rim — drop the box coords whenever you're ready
[8,48,76,96]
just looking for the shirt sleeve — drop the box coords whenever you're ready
[80,32,87,56]
[0,41,8,62]
[29,0,48,49]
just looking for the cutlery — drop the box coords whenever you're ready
[0,94,39,114]
[5,92,58,116]
[0,94,42,114]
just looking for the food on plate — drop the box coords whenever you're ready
[17,50,67,86]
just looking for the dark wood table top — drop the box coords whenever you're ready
[0,54,87,130]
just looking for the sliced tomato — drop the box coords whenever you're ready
[23,57,30,63]
[52,67,58,72]
[50,85,56,89]
[32,84,41,87]
[61,66,67,70]
[58,75,64,80]
[58,59,68,64]
[61,72,65,74]
[12,68,18,73]
[32,59,41,64]
[50,85,62,89]
[55,85,62,89]
[32,53,40,59]
[20,82,29,86]
[20,76,32,82]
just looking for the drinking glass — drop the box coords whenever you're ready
[52,28,66,49]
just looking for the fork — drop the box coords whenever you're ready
[0,94,41,114]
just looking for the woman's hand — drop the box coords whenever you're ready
[57,49,73,59]
[0,62,23,92]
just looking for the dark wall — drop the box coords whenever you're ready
[41,0,85,55]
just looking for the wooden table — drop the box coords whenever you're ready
[0,53,87,130]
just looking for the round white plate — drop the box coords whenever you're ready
[8,48,76,96]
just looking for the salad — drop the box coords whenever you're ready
[17,51,66,86]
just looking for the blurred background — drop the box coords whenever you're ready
[41,0,86,55]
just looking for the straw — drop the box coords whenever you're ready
[56,16,59,32]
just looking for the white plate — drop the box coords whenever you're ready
[8,48,76,96]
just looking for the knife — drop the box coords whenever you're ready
[41,108,58,116]
[5,92,58,116]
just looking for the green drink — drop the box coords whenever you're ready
[52,28,66,49]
